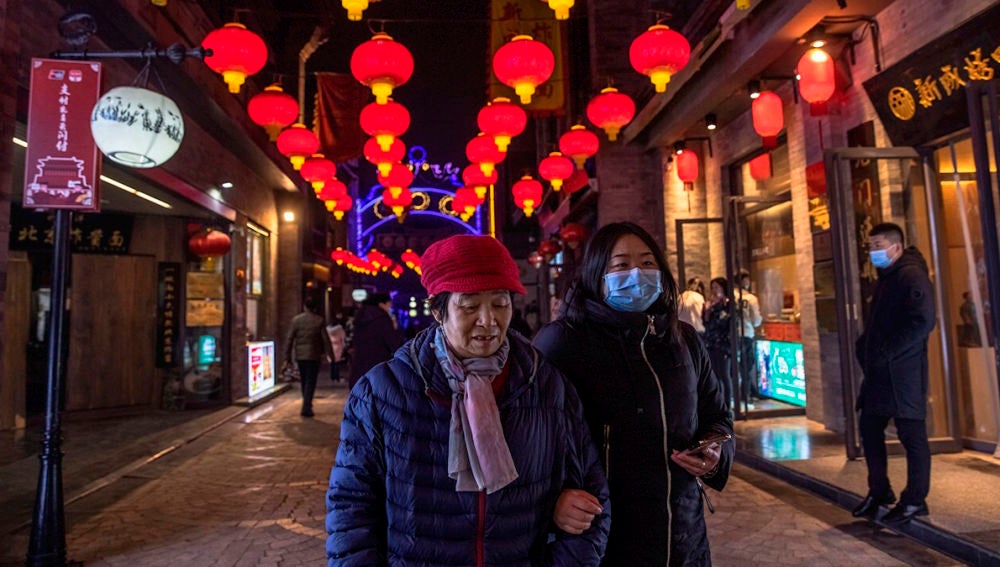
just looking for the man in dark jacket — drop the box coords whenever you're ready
[852,223,936,525]
[347,292,404,390]
[285,296,333,417]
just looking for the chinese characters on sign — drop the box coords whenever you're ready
[157,263,181,368]
[489,0,566,115]
[10,205,132,254]
[23,58,102,211]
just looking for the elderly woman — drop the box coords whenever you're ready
[326,235,610,566]
[534,222,733,566]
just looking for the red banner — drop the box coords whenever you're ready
[23,58,102,211]
[313,72,368,164]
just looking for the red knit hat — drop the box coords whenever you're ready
[421,235,526,295]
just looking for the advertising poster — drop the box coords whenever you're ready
[756,340,807,407]
[247,341,276,398]
[186,299,225,327]
[23,58,102,211]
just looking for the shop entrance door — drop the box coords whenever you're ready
[825,147,962,459]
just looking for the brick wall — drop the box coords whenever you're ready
[276,192,304,366]
[0,0,21,428]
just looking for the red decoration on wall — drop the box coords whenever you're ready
[247,84,299,140]
[749,153,772,181]
[752,91,784,149]
[350,33,414,104]
[202,23,268,94]
[188,229,232,257]
[797,48,836,116]
[675,149,699,188]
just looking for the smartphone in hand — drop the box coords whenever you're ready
[680,432,732,456]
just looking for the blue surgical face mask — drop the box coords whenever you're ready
[869,249,892,269]
[603,268,663,312]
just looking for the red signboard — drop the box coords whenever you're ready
[23,58,102,211]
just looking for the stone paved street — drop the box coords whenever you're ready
[1,384,960,566]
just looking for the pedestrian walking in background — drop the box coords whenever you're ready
[678,276,706,334]
[284,296,333,417]
[326,234,609,565]
[326,313,347,383]
[852,222,936,525]
[736,270,763,405]
[534,222,733,566]
[704,277,735,412]
[347,292,404,390]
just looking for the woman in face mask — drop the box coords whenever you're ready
[534,222,734,566]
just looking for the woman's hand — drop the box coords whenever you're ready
[552,488,603,534]
[670,442,722,478]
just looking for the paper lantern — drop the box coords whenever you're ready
[360,100,410,151]
[527,250,544,269]
[512,175,543,218]
[188,228,231,257]
[538,152,575,191]
[749,153,772,181]
[324,193,353,220]
[247,84,298,140]
[452,187,480,220]
[401,249,421,275]
[351,33,414,104]
[331,247,350,265]
[559,125,599,168]
[377,163,414,198]
[478,97,527,152]
[492,35,555,104]
[797,47,836,116]
[363,137,405,176]
[629,24,690,93]
[466,133,506,176]
[462,164,498,200]
[538,239,563,260]
[586,87,636,141]
[676,149,698,187]
[342,0,376,22]
[540,0,574,20]
[382,187,412,220]
[316,179,348,202]
[91,86,184,168]
[559,222,587,249]
[276,123,320,170]
[300,154,337,191]
[202,23,267,94]
[752,91,784,149]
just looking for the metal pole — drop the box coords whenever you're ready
[26,209,72,567]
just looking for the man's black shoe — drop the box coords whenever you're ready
[882,502,928,525]
[852,490,896,517]
[301,408,315,417]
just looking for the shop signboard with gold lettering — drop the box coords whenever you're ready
[157,263,180,367]
[10,205,132,254]
[863,4,1000,146]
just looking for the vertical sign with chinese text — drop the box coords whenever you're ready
[24,58,102,211]
[489,0,567,115]
[157,263,181,367]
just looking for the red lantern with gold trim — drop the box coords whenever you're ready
[382,187,413,221]
[462,164,498,201]
[350,33,414,104]
[188,228,232,257]
[586,87,636,141]
[749,153,772,181]
[752,91,783,149]
[540,0,574,20]
[492,35,555,104]
[538,151,575,191]
[202,23,268,94]
[247,84,298,140]
[559,125,600,168]
[629,24,690,93]
[538,239,563,261]
[478,97,527,152]
[453,187,480,219]
[364,137,406,177]
[377,163,414,198]
[300,154,337,191]
[466,134,506,177]
[512,175,543,218]
[330,194,353,221]
[559,222,587,249]
[360,100,410,151]
[797,48,836,116]
[317,179,348,202]
[276,123,320,170]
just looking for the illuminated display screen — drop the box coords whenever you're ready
[756,340,806,407]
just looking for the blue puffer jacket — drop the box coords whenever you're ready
[326,325,610,566]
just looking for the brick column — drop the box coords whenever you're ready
[275,191,304,365]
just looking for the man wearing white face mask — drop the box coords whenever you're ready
[852,222,936,527]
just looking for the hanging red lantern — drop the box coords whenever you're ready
[540,0,574,20]
[527,250,544,269]
[276,123,320,170]
[478,97,527,152]
[360,100,410,151]
[247,84,299,140]
[538,239,563,261]
[300,154,337,191]
[452,187,481,220]
[391,264,404,278]
[512,175,543,218]
[331,247,350,265]
[559,125,600,168]
[749,153,772,181]
[559,222,587,249]
[188,228,232,257]
[586,87,636,141]
[466,134,506,177]
[797,47,836,116]
[330,194,353,221]
[538,151,575,192]
[317,179,348,203]
[351,33,414,104]
[676,149,699,189]
[401,249,422,275]
[366,249,392,271]
[492,35,555,104]
[342,0,379,21]
[382,187,413,220]
[377,162,414,198]
[202,23,268,94]
[462,164,498,200]
[752,90,784,149]
[629,24,691,93]
[363,137,406,177]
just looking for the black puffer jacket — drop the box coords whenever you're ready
[856,247,936,419]
[349,305,404,388]
[534,283,733,566]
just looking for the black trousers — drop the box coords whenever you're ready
[708,348,733,412]
[738,337,758,400]
[859,412,931,505]
[297,360,320,411]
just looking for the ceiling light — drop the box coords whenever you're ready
[673,141,686,155]
[748,80,761,99]
[705,113,718,130]
[282,210,296,222]
[220,181,234,189]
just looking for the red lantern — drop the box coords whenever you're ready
[364,137,406,177]
[492,35,555,104]
[401,249,421,275]
[586,87,636,141]
[317,179,348,202]
[797,48,836,116]
[391,264,404,278]
[512,175,543,218]
[382,187,413,220]
[247,84,299,140]
[360,100,410,151]
[538,151,575,192]
[466,134,506,177]
[749,153,772,181]
[331,247,350,265]
[462,164,498,200]
[330,194,353,221]
[559,125,600,168]
[300,154,337,191]
[629,24,691,93]
[752,91,784,149]
[342,0,379,22]
[277,123,320,170]
[188,229,232,257]
[559,222,587,249]
[676,149,699,188]
[202,23,268,94]
[478,97,527,152]
[538,239,563,260]
[527,250,544,269]
[351,33,414,104]
[451,187,480,220]
[540,0,574,20]
[366,249,392,271]
[377,163,414,198]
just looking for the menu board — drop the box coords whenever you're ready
[756,340,806,407]
[247,341,275,398]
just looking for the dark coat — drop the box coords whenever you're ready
[286,310,333,362]
[856,247,936,419]
[348,305,404,388]
[326,326,611,566]
[534,284,734,567]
